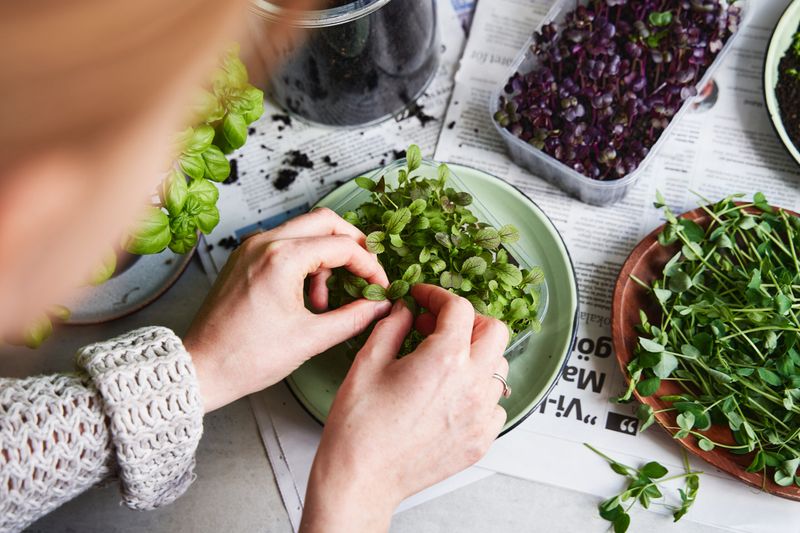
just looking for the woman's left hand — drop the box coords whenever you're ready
[184,208,391,412]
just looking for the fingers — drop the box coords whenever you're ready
[355,300,414,367]
[310,298,392,353]
[414,311,436,336]
[470,315,510,365]
[272,235,389,287]
[410,284,475,339]
[263,207,366,245]
[491,405,508,437]
[308,269,332,311]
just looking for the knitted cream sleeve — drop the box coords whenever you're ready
[0,326,204,532]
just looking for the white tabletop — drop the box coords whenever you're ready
[4,259,729,533]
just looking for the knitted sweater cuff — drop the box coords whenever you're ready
[76,326,204,510]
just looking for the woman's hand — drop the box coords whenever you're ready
[184,208,391,412]
[301,284,510,533]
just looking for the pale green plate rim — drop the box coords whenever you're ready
[285,162,579,434]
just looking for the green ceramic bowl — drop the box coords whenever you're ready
[765,0,800,167]
[286,163,579,434]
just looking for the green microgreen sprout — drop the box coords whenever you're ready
[585,443,701,532]
[620,191,800,490]
[326,144,544,354]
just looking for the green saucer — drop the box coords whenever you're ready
[286,163,579,433]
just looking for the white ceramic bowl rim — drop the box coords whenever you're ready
[764,0,800,167]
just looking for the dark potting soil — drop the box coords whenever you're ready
[218,236,239,250]
[284,150,314,169]
[777,46,800,151]
[271,113,292,127]
[222,159,239,185]
[274,168,299,190]
[265,0,439,126]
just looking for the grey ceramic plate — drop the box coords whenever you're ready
[66,249,195,325]
[286,163,579,434]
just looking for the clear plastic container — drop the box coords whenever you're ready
[329,159,548,359]
[248,0,440,128]
[490,0,750,206]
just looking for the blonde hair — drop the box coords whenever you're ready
[0,0,271,169]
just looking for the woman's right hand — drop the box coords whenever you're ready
[300,284,510,533]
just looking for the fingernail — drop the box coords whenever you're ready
[373,300,392,317]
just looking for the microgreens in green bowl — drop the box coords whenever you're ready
[325,145,546,355]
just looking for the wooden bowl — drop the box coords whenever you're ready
[611,203,800,501]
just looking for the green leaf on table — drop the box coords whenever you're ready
[640,461,668,479]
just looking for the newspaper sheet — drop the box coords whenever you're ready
[433,0,800,531]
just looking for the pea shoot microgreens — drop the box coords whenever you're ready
[326,144,544,353]
[126,44,264,256]
[585,443,701,532]
[620,192,800,490]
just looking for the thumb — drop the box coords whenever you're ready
[309,298,392,352]
[354,300,414,367]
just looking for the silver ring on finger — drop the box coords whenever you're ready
[492,372,512,398]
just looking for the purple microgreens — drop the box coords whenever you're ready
[496,0,741,181]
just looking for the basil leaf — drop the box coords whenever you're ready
[179,152,205,180]
[126,207,171,255]
[163,169,189,216]
[188,177,220,205]
[202,145,231,182]
[223,112,248,149]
